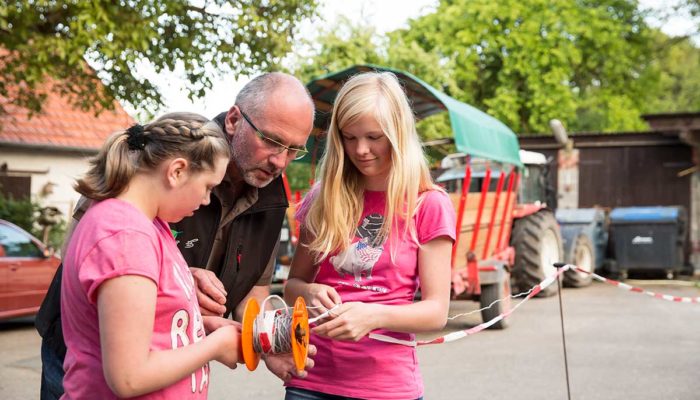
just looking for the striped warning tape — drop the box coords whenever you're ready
[570,266,700,304]
[370,265,570,346]
[370,264,699,347]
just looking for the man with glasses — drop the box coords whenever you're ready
[37,73,316,399]
[180,71,314,324]
[239,110,309,161]
[174,72,315,380]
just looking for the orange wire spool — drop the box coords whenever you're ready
[291,296,310,373]
[241,297,261,371]
[240,296,310,373]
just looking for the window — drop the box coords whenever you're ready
[0,225,43,257]
[0,175,31,200]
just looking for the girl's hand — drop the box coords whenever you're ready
[203,316,239,335]
[311,302,381,341]
[209,324,241,368]
[302,283,342,319]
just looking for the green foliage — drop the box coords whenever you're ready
[285,162,314,192]
[45,218,67,251]
[293,0,700,136]
[0,192,66,250]
[292,17,458,92]
[0,0,318,116]
[397,0,657,133]
[289,17,460,162]
[417,113,457,164]
[644,32,700,114]
[293,16,385,83]
[0,192,37,233]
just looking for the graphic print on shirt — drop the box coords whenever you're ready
[330,213,386,282]
[171,261,209,393]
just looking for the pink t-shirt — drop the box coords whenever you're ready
[288,188,456,399]
[61,198,209,400]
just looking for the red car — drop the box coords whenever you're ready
[0,219,61,320]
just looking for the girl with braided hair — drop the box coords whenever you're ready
[60,114,239,399]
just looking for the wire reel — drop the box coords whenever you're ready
[241,296,309,373]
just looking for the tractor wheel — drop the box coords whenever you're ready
[564,234,595,287]
[510,209,563,297]
[479,274,511,330]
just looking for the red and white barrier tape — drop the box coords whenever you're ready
[370,265,570,346]
[370,264,699,347]
[571,265,700,304]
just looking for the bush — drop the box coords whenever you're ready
[0,192,67,251]
[0,192,37,232]
[285,162,314,192]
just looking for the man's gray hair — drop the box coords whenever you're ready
[235,72,313,119]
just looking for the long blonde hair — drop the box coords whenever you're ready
[76,113,229,200]
[304,71,439,261]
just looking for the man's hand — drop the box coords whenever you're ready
[203,316,240,335]
[190,267,227,316]
[263,344,317,382]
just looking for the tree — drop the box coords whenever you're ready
[292,16,386,83]
[397,0,658,133]
[0,0,318,116]
[294,1,672,136]
[289,17,461,163]
[644,33,700,114]
[292,16,459,91]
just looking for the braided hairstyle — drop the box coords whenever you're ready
[75,113,230,201]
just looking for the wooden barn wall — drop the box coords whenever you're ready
[519,133,693,212]
[533,146,691,211]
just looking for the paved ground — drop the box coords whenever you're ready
[2,278,699,399]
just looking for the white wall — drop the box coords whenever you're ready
[2,148,92,220]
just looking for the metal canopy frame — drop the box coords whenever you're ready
[301,64,523,168]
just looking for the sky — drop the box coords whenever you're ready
[126,0,696,119]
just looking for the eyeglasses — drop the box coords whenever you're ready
[238,109,308,161]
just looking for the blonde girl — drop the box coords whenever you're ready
[61,115,239,399]
[284,72,456,400]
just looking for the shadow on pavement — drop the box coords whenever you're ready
[0,316,36,331]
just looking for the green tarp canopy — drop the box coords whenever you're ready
[300,64,522,168]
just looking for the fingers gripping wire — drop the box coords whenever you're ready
[307,304,341,324]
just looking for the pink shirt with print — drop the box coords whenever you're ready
[288,188,456,400]
[61,198,209,399]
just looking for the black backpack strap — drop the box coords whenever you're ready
[35,264,67,359]
[35,197,91,360]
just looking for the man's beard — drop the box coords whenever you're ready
[242,167,280,188]
[235,152,282,188]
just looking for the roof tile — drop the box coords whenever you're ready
[0,80,134,150]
